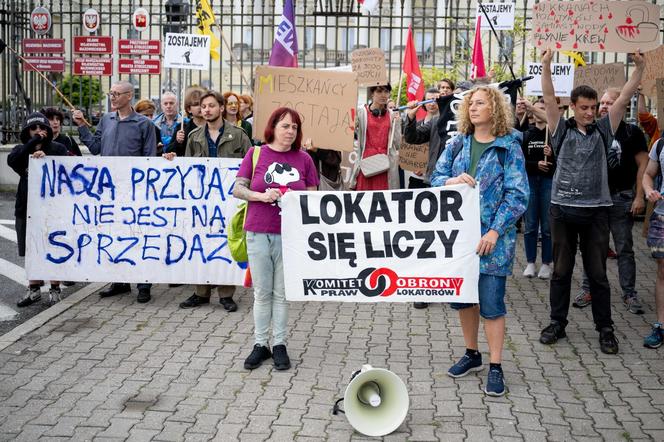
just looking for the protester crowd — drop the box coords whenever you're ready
[8,48,664,398]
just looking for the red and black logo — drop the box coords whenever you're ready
[303,267,463,298]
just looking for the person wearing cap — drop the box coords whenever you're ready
[7,112,69,307]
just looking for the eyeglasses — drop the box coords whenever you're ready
[226,102,238,107]
[107,91,131,98]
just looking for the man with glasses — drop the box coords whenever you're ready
[72,80,156,303]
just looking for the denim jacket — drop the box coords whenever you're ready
[430,130,529,276]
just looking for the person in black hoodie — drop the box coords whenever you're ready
[40,107,82,156]
[7,112,69,307]
[521,99,555,280]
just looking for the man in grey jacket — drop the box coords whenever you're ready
[72,80,156,303]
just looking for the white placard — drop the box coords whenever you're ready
[477,2,515,31]
[281,185,481,303]
[163,33,210,71]
[26,156,245,285]
[525,62,575,97]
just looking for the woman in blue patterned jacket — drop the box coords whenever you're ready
[430,85,529,397]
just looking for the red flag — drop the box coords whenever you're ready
[470,15,486,80]
[403,26,425,118]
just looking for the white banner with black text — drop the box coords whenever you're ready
[281,185,481,303]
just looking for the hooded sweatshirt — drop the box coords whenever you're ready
[7,112,68,217]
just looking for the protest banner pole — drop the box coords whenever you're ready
[217,28,252,92]
[0,38,91,126]
[477,1,516,80]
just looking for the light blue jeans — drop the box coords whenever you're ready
[246,231,288,347]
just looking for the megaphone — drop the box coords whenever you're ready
[333,365,409,437]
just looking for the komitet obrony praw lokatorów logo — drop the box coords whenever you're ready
[302,267,464,299]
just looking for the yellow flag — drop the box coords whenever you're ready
[560,51,586,68]
[196,0,220,61]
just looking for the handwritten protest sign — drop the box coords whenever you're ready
[351,48,388,87]
[531,1,661,53]
[281,185,481,303]
[254,66,358,152]
[657,79,664,132]
[525,63,575,97]
[163,33,210,70]
[573,63,625,95]
[26,157,245,285]
[399,141,429,174]
[642,45,664,98]
[477,2,515,31]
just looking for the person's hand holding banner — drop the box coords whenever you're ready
[445,173,477,188]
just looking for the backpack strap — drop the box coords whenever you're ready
[250,146,261,180]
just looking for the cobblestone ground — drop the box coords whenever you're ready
[0,225,663,441]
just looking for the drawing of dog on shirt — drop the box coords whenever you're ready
[264,162,300,211]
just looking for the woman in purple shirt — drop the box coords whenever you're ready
[233,107,319,371]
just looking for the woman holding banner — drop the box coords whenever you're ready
[233,107,319,371]
[349,84,401,191]
[430,85,528,397]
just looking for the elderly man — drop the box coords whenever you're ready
[72,80,156,303]
[153,91,180,147]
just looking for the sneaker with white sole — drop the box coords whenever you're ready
[522,263,536,278]
[537,264,552,279]
[17,287,41,307]
[623,296,644,315]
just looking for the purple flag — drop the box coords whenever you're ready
[269,0,298,67]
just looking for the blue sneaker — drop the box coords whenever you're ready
[448,353,483,378]
[484,367,506,397]
[644,323,663,349]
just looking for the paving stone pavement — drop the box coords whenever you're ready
[1,224,663,441]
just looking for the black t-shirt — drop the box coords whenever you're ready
[608,121,647,193]
[54,133,82,156]
[522,125,555,178]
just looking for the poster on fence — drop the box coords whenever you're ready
[253,66,358,152]
[281,185,481,303]
[530,1,661,53]
[26,156,245,285]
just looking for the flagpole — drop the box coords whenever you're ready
[217,29,252,92]
[396,26,409,106]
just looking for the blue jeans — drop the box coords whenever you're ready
[524,175,552,264]
[450,274,507,319]
[246,231,288,347]
[581,190,637,298]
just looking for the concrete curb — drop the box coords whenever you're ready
[0,282,106,351]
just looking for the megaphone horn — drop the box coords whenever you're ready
[332,365,409,437]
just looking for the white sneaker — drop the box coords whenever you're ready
[538,264,552,279]
[523,263,536,278]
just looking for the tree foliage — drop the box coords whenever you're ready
[58,75,104,109]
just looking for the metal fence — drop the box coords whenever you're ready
[1,0,663,143]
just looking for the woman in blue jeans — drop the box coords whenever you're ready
[430,86,528,396]
[520,99,555,279]
[233,107,319,371]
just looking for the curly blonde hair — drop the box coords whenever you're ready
[456,86,514,137]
